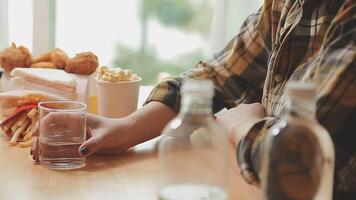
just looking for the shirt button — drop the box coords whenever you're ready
[274,74,283,83]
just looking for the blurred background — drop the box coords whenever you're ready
[0,0,262,84]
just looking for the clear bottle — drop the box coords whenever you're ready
[158,80,229,200]
[261,82,335,200]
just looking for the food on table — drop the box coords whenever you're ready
[0,90,64,147]
[32,48,68,69]
[0,44,97,148]
[0,43,32,72]
[32,51,51,63]
[65,52,99,75]
[11,68,77,93]
[96,66,140,82]
[0,105,38,147]
[0,43,98,75]
[10,68,78,100]
[31,61,57,69]
[0,90,64,110]
[51,48,69,69]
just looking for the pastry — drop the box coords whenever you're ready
[65,52,98,75]
[0,43,32,72]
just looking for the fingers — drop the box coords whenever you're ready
[41,112,84,127]
[87,113,104,129]
[31,137,40,161]
[32,112,85,162]
[249,103,266,117]
[86,126,92,139]
[87,113,97,123]
[31,123,91,162]
[40,112,85,139]
[30,122,40,161]
[79,133,104,157]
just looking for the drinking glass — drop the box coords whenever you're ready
[38,101,87,170]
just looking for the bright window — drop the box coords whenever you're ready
[56,0,214,84]
[8,0,33,50]
[1,0,263,84]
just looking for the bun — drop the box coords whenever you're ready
[0,90,64,109]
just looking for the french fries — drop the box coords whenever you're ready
[1,107,38,147]
[2,118,16,132]
[19,138,34,148]
[10,119,29,146]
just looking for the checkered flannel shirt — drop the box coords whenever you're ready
[145,0,356,198]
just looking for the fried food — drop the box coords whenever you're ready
[10,118,30,146]
[33,52,51,63]
[0,106,38,147]
[0,43,32,72]
[1,44,98,75]
[19,138,34,148]
[65,52,98,75]
[32,48,68,69]
[30,61,57,69]
[51,48,68,69]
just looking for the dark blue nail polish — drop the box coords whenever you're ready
[80,146,89,156]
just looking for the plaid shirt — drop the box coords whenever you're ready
[145,0,356,198]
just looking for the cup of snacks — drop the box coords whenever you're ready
[95,66,141,118]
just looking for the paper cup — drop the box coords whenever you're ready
[96,77,141,118]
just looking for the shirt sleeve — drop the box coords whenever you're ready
[236,5,356,197]
[145,5,271,113]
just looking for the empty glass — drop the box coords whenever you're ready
[38,101,87,170]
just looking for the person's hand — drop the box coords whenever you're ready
[31,102,177,162]
[216,103,266,145]
[77,113,136,156]
[31,113,136,161]
[31,112,86,161]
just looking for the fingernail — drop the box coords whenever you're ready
[80,146,89,156]
[30,150,33,156]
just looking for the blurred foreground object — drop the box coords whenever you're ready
[158,79,229,200]
[261,82,335,200]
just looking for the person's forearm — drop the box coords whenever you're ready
[125,101,177,145]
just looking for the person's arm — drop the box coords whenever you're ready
[235,3,356,197]
[86,3,272,156]
[79,102,177,156]
[125,102,178,147]
[145,4,271,113]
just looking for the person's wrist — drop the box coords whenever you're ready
[231,117,263,145]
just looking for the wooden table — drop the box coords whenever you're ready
[0,86,261,200]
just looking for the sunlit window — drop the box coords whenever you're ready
[56,0,214,84]
[8,0,33,50]
[1,0,263,84]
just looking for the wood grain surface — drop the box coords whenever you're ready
[0,86,261,200]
